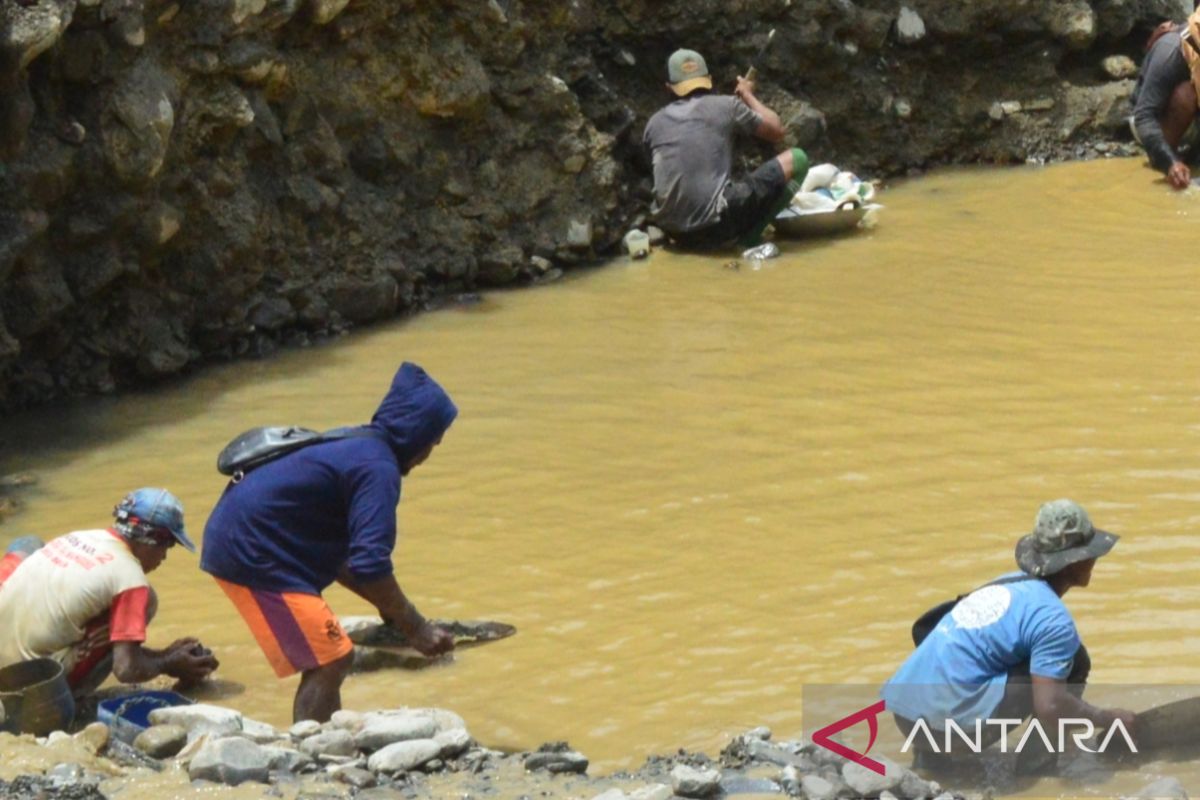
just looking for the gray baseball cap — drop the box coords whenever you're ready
[1015,499,1118,577]
[667,49,713,96]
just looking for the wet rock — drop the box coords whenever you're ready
[300,729,357,758]
[780,764,800,795]
[333,765,377,788]
[188,736,272,785]
[895,7,926,44]
[744,726,772,741]
[592,790,629,800]
[149,704,243,741]
[1103,55,1137,80]
[289,720,322,739]
[328,710,365,731]
[262,744,313,772]
[134,724,188,759]
[801,774,838,800]
[366,738,441,773]
[842,758,904,796]
[721,775,780,795]
[898,769,936,799]
[240,717,280,744]
[0,472,35,489]
[45,763,88,786]
[525,745,589,775]
[434,727,471,758]
[629,786,672,800]
[671,764,721,798]
[745,738,815,770]
[1133,777,1188,799]
[72,723,109,755]
[354,711,438,751]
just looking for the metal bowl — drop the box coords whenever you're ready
[773,204,880,238]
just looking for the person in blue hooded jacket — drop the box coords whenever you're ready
[201,362,458,722]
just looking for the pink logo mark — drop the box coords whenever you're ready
[811,700,887,776]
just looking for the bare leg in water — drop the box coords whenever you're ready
[293,651,354,723]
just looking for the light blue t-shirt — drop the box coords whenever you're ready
[881,573,1080,727]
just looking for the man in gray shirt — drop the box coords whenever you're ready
[1131,18,1197,189]
[643,49,808,249]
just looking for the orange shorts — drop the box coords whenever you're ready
[215,578,353,677]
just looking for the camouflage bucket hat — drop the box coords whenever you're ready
[1015,499,1118,577]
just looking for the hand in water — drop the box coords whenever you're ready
[1168,161,1191,190]
[165,639,219,685]
[1101,708,1138,742]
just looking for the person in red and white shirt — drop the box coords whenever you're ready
[0,488,218,695]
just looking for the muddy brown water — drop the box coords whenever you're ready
[3,158,1200,796]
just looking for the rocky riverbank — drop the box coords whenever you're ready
[2,702,1195,800]
[0,702,965,800]
[0,0,1190,412]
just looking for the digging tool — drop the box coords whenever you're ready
[744,28,776,82]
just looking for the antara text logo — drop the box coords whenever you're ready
[811,700,1137,776]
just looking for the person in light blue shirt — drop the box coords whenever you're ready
[881,499,1137,768]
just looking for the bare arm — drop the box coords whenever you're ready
[1030,675,1137,735]
[111,639,218,684]
[337,568,454,656]
[734,76,784,143]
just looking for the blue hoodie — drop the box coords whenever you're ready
[201,363,458,594]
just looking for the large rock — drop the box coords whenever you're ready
[366,738,441,773]
[670,765,721,798]
[842,758,905,796]
[187,736,272,785]
[433,727,471,758]
[101,60,176,185]
[353,711,438,751]
[261,744,313,772]
[1047,1,1096,50]
[134,724,188,759]
[0,0,75,68]
[1134,777,1188,799]
[148,704,243,741]
[801,774,839,800]
[300,728,357,757]
[524,748,589,774]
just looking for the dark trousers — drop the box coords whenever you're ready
[668,159,791,250]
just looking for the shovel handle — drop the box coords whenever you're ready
[744,66,757,82]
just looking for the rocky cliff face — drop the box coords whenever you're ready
[0,0,1186,411]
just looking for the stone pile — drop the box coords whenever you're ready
[1,714,1191,799]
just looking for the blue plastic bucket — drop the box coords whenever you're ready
[97,690,192,743]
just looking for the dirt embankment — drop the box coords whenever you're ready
[0,0,1186,412]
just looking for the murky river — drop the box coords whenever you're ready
[3,157,1200,796]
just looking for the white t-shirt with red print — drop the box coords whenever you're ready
[0,529,150,671]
